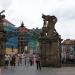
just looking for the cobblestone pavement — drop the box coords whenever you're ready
[0,65,75,75]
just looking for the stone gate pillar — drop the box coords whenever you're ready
[0,10,5,66]
[39,14,61,67]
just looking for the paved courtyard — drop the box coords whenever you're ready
[0,65,75,75]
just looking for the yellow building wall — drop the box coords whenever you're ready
[5,48,18,55]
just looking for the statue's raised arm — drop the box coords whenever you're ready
[0,10,5,20]
[0,10,5,15]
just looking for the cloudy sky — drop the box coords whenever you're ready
[0,0,75,39]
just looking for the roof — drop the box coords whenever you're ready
[16,22,28,32]
[3,19,15,26]
[62,39,75,45]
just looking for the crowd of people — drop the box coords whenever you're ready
[4,53,41,70]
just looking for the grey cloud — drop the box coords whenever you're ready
[0,0,13,9]
[49,7,75,23]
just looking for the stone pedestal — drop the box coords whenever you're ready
[39,37,61,67]
[0,20,5,66]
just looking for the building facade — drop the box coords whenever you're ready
[4,19,18,54]
[3,19,41,55]
[61,39,75,64]
[17,22,28,53]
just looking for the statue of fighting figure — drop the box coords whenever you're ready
[41,14,58,37]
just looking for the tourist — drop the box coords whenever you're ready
[4,54,10,68]
[36,56,41,70]
[10,55,16,67]
[24,54,27,66]
[29,57,33,66]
